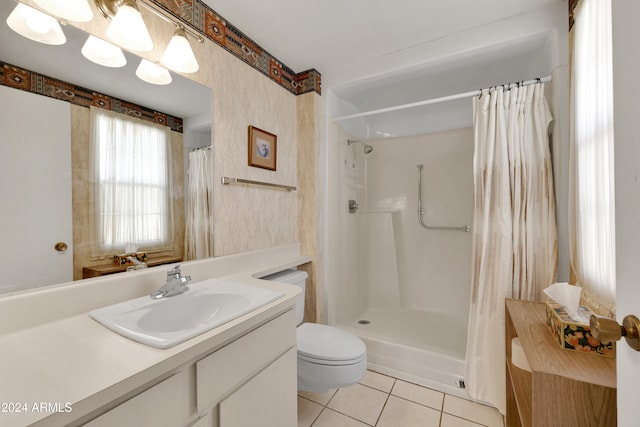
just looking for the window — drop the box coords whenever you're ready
[90,107,174,256]
[569,0,615,316]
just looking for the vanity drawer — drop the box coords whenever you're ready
[195,309,296,411]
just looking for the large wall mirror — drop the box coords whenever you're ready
[0,1,212,295]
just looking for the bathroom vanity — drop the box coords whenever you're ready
[0,244,308,427]
[86,310,296,427]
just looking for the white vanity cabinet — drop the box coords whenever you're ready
[85,309,297,427]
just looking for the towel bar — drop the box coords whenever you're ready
[221,177,296,192]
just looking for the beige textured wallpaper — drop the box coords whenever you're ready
[297,93,321,322]
[52,0,321,271]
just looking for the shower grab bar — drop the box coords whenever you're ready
[417,164,471,232]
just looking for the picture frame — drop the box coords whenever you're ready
[248,125,277,170]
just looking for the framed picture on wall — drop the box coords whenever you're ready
[248,125,277,170]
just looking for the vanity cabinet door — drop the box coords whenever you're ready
[219,348,297,427]
[85,370,191,426]
[195,309,296,411]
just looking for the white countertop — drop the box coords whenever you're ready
[0,245,309,426]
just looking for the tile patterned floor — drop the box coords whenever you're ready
[298,370,505,427]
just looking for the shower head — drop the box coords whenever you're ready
[347,139,374,154]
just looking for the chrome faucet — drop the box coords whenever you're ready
[150,265,191,300]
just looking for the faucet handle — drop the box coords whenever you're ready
[167,264,182,276]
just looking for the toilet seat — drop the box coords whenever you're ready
[298,352,367,366]
[297,323,366,365]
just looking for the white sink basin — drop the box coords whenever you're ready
[90,279,284,349]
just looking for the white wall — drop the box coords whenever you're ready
[365,130,474,318]
[325,117,367,325]
[612,1,640,424]
[325,3,568,90]
[325,122,474,326]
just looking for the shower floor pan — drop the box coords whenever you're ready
[339,309,468,397]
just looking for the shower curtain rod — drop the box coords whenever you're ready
[332,75,552,122]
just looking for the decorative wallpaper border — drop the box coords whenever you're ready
[150,0,322,96]
[0,61,184,133]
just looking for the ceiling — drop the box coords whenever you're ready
[206,0,564,138]
[1,0,565,138]
[204,0,559,78]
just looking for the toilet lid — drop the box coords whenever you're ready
[297,323,366,362]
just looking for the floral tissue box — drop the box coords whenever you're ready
[113,252,147,266]
[545,301,615,358]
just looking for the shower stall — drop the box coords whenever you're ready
[322,5,568,401]
[326,124,475,397]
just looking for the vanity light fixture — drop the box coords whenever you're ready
[34,0,94,23]
[136,59,172,85]
[6,3,66,45]
[95,0,153,52]
[94,0,204,71]
[81,35,127,68]
[161,25,199,73]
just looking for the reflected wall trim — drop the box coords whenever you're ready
[0,62,184,133]
[150,0,322,95]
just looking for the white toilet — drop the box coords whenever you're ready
[263,269,367,392]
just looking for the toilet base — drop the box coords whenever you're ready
[297,357,367,393]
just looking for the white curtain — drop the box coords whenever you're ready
[465,83,557,414]
[569,0,616,317]
[184,148,214,260]
[89,107,174,257]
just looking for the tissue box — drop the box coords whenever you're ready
[113,252,147,266]
[545,302,615,358]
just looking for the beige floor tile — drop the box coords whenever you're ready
[359,370,395,393]
[297,396,323,427]
[391,379,444,410]
[312,408,369,427]
[443,395,504,427]
[377,395,441,427]
[440,413,485,427]
[298,389,338,406]
[327,383,388,426]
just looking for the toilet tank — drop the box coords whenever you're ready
[262,269,308,325]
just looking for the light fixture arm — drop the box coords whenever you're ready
[136,0,204,43]
[94,0,204,43]
[94,0,133,20]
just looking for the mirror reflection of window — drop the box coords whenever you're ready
[89,107,175,256]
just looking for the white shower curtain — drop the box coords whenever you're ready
[184,148,213,260]
[465,83,558,414]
